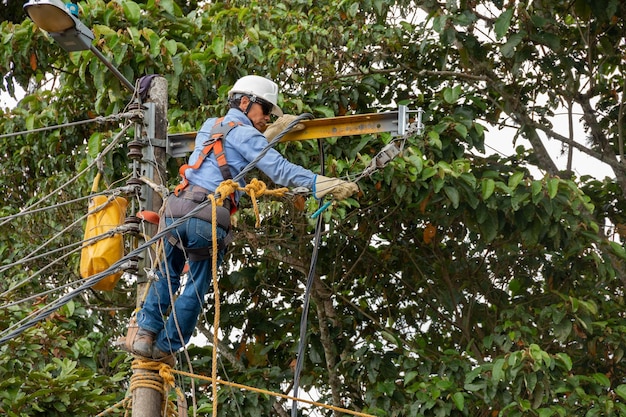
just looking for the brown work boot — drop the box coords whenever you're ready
[132,328,156,357]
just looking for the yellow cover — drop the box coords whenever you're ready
[80,195,128,291]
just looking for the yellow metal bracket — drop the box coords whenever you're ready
[166,105,422,158]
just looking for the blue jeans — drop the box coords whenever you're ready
[136,216,227,353]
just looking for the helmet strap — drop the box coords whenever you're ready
[241,95,255,116]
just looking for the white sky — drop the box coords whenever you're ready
[481,115,615,180]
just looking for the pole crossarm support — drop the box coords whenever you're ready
[166,105,422,158]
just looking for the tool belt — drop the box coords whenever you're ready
[166,185,232,230]
[162,185,233,260]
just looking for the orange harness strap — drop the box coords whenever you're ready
[174,117,241,213]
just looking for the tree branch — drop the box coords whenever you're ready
[313,287,344,417]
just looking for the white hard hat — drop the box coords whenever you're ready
[228,75,283,116]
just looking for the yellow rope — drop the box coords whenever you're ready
[95,397,131,417]
[131,360,375,417]
[171,368,376,417]
[209,194,220,417]
[207,178,288,416]
[215,178,289,227]
[119,358,376,417]
[129,359,183,417]
[192,180,374,417]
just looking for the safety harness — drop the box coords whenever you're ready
[165,117,241,260]
[174,117,241,213]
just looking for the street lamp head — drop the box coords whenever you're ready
[23,0,94,52]
[24,0,75,32]
[23,0,134,91]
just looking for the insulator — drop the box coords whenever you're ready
[127,140,143,159]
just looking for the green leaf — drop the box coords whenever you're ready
[591,373,610,387]
[443,86,461,104]
[508,171,525,190]
[494,8,514,40]
[164,39,177,55]
[615,384,626,401]
[87,133,101,158]
[313,106,335,118]
[444,186,460,208]
[547,178,559,199]
[537,408,555,417]
[454,123,468,138]
[501,33,523,58]
[122,1,141,25]
[452,392,464,411]
[609,241,626,259]
[480,214,498,241]
[428,130,442,149]
[159,0,176,15]
[212,37,225,58]
[556,352,573,372]
[482,178,495,200]
[492,358,505,381]
[404,371,419,385]
[422,167,437,180]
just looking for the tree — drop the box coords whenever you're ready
[1,0,626,416]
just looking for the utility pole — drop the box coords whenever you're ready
[130,75,168,417]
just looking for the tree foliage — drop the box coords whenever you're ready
[2,0,626,416]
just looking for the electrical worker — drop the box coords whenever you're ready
[122,75,359,362]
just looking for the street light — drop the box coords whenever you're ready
[23,0,134,91]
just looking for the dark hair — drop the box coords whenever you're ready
[228,95,242,109]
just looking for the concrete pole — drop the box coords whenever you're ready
[132,75,168,417]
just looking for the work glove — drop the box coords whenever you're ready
[313,175,359,200]
[264,115,305,141]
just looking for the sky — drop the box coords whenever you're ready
[480,113,615,180]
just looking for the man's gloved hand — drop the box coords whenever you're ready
[264,115,305,141]
[313,175,359,200]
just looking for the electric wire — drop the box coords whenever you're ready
[0,195,128,275]
[0,110,142,140]
[291,138,325,417]
[0,191,104,223]
[0,122,131,227]
[0,194,108,274]
[0,209,135,302]
[1,243,84,305]
[0,127,134,300]
[0,113,386,332]
[0,221,137,307]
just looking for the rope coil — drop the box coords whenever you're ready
[215,178,289,227]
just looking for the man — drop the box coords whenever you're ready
[123,75,358,361]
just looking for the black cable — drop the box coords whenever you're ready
[291,138,325,417]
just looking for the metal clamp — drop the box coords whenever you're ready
[398,105,425,136]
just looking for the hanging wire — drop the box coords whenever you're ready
[0,111,142,140]
[0,192,101,223]
[0,122,132,227]
[291,137,325,417]
[0,192,125,275]
[0,194,135,301]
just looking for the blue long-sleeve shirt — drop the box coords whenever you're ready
[184,108,316,203]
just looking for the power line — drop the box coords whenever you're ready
[0,110,142,139]
[0,122,131,227]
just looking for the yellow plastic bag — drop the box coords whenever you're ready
[80,173,128,291]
